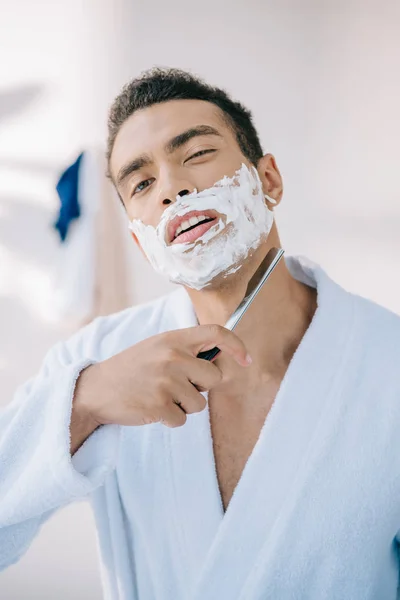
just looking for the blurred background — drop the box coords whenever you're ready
[0,0,399,597]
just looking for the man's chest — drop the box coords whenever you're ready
[208,384,280,512]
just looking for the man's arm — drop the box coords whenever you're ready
[0,342,120,570]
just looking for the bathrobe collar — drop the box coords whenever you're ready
[162,255,355,599]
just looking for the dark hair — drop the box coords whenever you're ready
[106,67,264,180]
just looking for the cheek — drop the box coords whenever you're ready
[204,156,249,187]
[128,204,164,230]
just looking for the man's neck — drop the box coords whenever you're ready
[185,241,317,387]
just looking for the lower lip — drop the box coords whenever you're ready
[172,219,217,245]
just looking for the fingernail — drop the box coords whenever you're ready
[245,353,253,365]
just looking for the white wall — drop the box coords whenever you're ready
[1,0,399,598]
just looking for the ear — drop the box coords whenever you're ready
[256,154,283,209]
[130,231,140,246]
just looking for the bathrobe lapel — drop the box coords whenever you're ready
[164,256,355,599]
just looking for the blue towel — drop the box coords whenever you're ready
[54,152,84,242]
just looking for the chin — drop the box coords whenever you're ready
[196,260,249,293]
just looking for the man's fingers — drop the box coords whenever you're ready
[171,379,208,414]
[182,324,252,367]
[155,381,206,427]
[178,355,223,391]
[158,404,187,428]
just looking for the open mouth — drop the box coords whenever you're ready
[169,211,218,245]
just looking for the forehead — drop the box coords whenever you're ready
[110,99,231,176]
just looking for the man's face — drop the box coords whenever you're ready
[110,99,252,227]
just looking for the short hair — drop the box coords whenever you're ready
[106,67,264,180]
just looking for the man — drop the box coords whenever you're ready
[2,68,400,600]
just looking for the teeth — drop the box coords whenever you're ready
[180,219,191,231]
[173,214,211,239]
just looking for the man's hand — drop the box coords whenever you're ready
[70,325,251,453]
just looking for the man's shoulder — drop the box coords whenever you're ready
[353,290,400,326]
[351,290,400,355]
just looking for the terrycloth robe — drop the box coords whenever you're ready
[2,255,400,600]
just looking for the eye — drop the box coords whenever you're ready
[186,149,216,162]
[132,178,154,196]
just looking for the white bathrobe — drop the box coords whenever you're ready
[2,255,400,600]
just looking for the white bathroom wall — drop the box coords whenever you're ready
[1,0,399,598]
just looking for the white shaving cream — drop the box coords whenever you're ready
[128,163,275,290]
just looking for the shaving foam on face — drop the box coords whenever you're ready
[128,163,275,290]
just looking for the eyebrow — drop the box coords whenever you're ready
[116,125,222,188]
[116,154,153,188]
[164,125,222,154]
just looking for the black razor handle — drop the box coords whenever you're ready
[197,347,221,362]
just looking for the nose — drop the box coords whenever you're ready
[159,170,195,206]
[163,189,190,205]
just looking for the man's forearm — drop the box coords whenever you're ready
[70,367,100,456]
